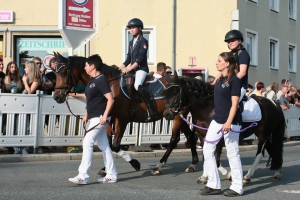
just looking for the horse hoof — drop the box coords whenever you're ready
[97,169,106,177]
[243,178,251,183]
[197,179,206,185]
[185,166,195,173]
[151,168,161,175]
[129,159,141,171]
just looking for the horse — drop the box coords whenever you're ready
[51,52,199,175]
[163,72,285,183]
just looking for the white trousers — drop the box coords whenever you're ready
[78,116,117,180]
[203,120,243,194]
[134,70,148,90]
[239,87,247,102]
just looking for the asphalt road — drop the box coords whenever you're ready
[0,146,299,200]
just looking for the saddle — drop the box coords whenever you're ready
[239,96,262,122]
[120,72,165,102]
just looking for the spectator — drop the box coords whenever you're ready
[255,82,264,97]
[276,79,289,100]
[166,66,172,75]
[0,70,5,92]
[153,62,167,79]
[266,82,278,101]
[250,82,259,95]
[32,57,53,94]
[294,89,300,107]
[3,61,24,93]
[245,84,253,96]
[278,85,290,110]
[22,61,42,94]
[285,82,296,104]
[0,58,4,73]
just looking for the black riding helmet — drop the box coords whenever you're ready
[224,30,243,42]
[126,18,144,29]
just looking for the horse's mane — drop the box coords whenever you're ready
[180,77,214,107]
[68,56,119,79]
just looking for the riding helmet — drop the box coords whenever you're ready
[224,30,243,42]
[126,18,144,29]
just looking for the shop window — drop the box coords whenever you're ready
[123,26,156,65]
[16,37,85,75]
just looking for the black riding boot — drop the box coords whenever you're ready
[137,85,158,121]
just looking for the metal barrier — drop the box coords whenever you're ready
[1,92,299,148]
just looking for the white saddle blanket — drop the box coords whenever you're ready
[241,97,262,122]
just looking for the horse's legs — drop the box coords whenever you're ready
[243,139,267,183]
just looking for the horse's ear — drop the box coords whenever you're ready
[165,73,171,83]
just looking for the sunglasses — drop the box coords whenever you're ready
[166,72,172,75]
[35,62,42,65]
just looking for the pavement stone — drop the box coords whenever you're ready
[0,141,299,163]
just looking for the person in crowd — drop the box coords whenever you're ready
[4,61,26,154]
[278,84,290,110]
[293,89,300,107]
[199,52,243,197]
[254,82,264,97]
[69,54,117,184]
[266,82,278,101]
[119,18,157,121]
[4,61,23,94]
[285,82,296,104]
[166,66,172,75]
[276,79,289,100]
[245,84,253,96]
[0,58,4,73]
[212,30,250,102]
[32,57,53,94]
[22,61,42,94]
[153,62,167,79]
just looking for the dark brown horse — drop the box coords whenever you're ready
[163,73,285,183]
[52,53,199,175]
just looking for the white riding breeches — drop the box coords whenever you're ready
[78,116,117,180]
[239,87,247,102]
[203,120,243,195]
[134,70,148,90]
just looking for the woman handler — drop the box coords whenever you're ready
[69,54,117,184]
[119,18,158,121]
[199,52,243,197]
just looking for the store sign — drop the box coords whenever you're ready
[0,11,13,22]
[66,0,94,30]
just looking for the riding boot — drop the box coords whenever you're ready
[137,85,158,121]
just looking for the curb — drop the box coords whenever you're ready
[0,141,299,163]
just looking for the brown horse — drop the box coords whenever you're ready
[52,53,199,175]
[163,73,285,183]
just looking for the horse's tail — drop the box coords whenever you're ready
[269,102,285,170]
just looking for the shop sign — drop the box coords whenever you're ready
[0,11,13,22]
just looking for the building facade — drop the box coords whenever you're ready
[0,0,299,87]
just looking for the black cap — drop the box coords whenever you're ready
[224,30,243,42]
[126,18,144,29]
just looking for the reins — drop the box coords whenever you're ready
[65,98,115,137]
[179,113,258,144]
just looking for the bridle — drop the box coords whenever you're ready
[53,63,76,95]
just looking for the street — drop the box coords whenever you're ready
[0,145,299,200]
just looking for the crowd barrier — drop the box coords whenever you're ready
[0,92,298,149]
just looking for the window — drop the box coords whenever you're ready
[269,37,279,69]
[246,29,258,66]
[270,0,279,12]
[289,0,297,20]
[123,26,156,65]
[288,44,297,73]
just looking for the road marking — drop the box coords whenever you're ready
[280,190,300,194]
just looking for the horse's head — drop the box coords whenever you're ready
[52,52,75,104]
[163,71,184,120]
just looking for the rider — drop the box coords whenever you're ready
[212,30,250,101]
[119,18,158,121]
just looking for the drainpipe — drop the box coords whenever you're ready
[172,0,177,74]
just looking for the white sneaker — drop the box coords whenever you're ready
[14,148,21,154]
[97,177,117,183]
[22,148,28,154]
[68,176,88,184]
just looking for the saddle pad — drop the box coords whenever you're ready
[145,78,165,100]
[242,97,262,122]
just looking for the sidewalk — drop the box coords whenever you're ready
[0,141,299,163]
